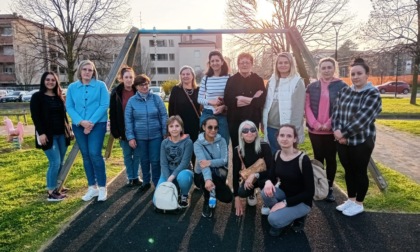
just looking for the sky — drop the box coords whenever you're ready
[1,0,372,30]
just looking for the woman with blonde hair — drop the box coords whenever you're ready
[305,57,347,202]
[262,52,305,154]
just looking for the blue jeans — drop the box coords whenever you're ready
[44,134,68,190]
[157,169,194,196]
[200,109,230,145]
[73,122,107,187]
[267,127,280,154]
[119,140,141,180]
[138,137,162,186]
[261,187,311,228]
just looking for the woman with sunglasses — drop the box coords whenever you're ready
[66,60,110,201]
[262,52,305,154]
[194,116,232,218]
[125,74,168,192]
[109,66,142,187]
[305,57,347,202]
[232,120,272,216]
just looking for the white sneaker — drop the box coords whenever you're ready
[98,187,107,201]
[342,203,364,216]
[82,186,99,201]
[247,193,257,206]
[336,199,355,212]
[261,205,270,215]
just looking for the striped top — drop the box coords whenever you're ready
[197,75,229,112]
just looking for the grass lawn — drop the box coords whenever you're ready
[0,135,123,252]
[380,97,420,116]
[376,119,420,136]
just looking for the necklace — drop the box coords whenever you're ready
[184,88,193,95]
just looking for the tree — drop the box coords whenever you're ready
[133,46,154,78]
[11,0,130,84]
[362,0,419,104]
[337,39,359,60]
[14,48,42,85]
[225,0,351,56]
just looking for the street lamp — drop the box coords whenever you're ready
[332,21,343,61]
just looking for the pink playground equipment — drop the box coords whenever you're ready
[3,116,24,148]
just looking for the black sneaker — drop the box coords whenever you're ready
[132,178,143,186]
[180,195,189,208]
[138,183,151,192]
[325,188,335,202]
[269,227,284,237]
[47,190,66,202]
[126,179,134,187]
[291,216,307,233]
[202,203,213,218]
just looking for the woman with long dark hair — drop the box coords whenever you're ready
[30,71,71,201]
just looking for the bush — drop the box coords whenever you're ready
[161,79,178,95]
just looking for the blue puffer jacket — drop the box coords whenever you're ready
[125,91,168,141]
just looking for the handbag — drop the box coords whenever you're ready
[64,117,74,140]
[202,145,228,179]
[237,148,266,181]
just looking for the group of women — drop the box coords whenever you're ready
[31,49,381,237]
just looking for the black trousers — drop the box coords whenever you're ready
[194,171,233,204]
[309,133,337,187]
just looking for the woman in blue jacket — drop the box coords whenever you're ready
[66,60,110,202]
[125,74,168,192]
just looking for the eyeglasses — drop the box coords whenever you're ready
[82,68,93,72]
[207,125,219,131]
[242,127,257,134]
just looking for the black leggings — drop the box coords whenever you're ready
[309,133,337,187]
[194,172,233,204]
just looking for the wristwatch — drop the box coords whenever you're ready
[254,173,260,179]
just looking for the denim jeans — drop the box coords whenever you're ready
[138,137,162,186]
[44,134,68,190]
[267,127,280,154]
[261,187,311,228]
[73,122,107,187]
[200,109,230,146]
[156,169,194,196]
[119,140,141,180]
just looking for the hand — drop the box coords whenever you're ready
[236,96,252,107]
[204,179,215,192]
[83,128,91,134]
[334,130,343,140]
[213,105,225,115]
[270,201,286,213]
[129,139,137,148]
[39,134,48,146]
[338,138,348,145]
[199,160,211,168]
[244,174,255,190]
[263,181,276,198]
[208,99,222,107]
[167,175,175,182]
[80,120,93,129]
[253,90,263,98]
[235,197,244,216]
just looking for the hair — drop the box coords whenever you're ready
[274,52,299,80]
[201,115,219,132]
[76,60,98,81]
[166,115,184,137]
[237,52,254,66]
[277,124,299,149]
[205,50,229,77]
[238,120,261,157]
[350,57,370,74]
[317,57,339,79]
[177,65,198,89]
[117,65,135,83]
[133,74,151,89]
[39,71,64,101]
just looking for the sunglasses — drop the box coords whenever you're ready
[207,125,219,131]
[242,127,257,134]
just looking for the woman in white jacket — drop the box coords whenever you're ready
[262,52,305,154]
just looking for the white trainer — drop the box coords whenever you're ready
[342,203,364,216]
[261,205,270,215]
[336,199,355,212]
[82,186,99,201]
[98,187,107,201]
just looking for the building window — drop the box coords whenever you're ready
[170,67,175,74]
[1,45,14,55]
[150,54,169,61]
[151,68,156,74]
[3,64,15,74]
[168,40,174,47]
[194,50,200,57]
[158,81,165,85]
[1,27,12,36]
[151,81,157,85]
[157,67,169,74]
[149,39,167,47]
[169,54,175,61]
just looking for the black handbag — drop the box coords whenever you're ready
[202,145,227,179]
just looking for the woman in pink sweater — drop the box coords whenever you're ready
[305,57,347,202]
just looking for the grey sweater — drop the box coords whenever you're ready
[160,135,193,178]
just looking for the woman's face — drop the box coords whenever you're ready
[123,71,134,90]
[320,61,335,80]
[135,82,149,94]
[203,119,219,140]
[210,55,223,73]
[238,57,253,76]
[168,120,182,138]
[44,74,57,91]
[277,126,296,149]
[277,56,291,77]
[180,68,193,85]
[241,124,257,144]
[350,65,369,89]
[81,63,94,82]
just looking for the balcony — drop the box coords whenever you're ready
[0,73,17,83]
[0,36,13,44]
[0,55,14,63]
